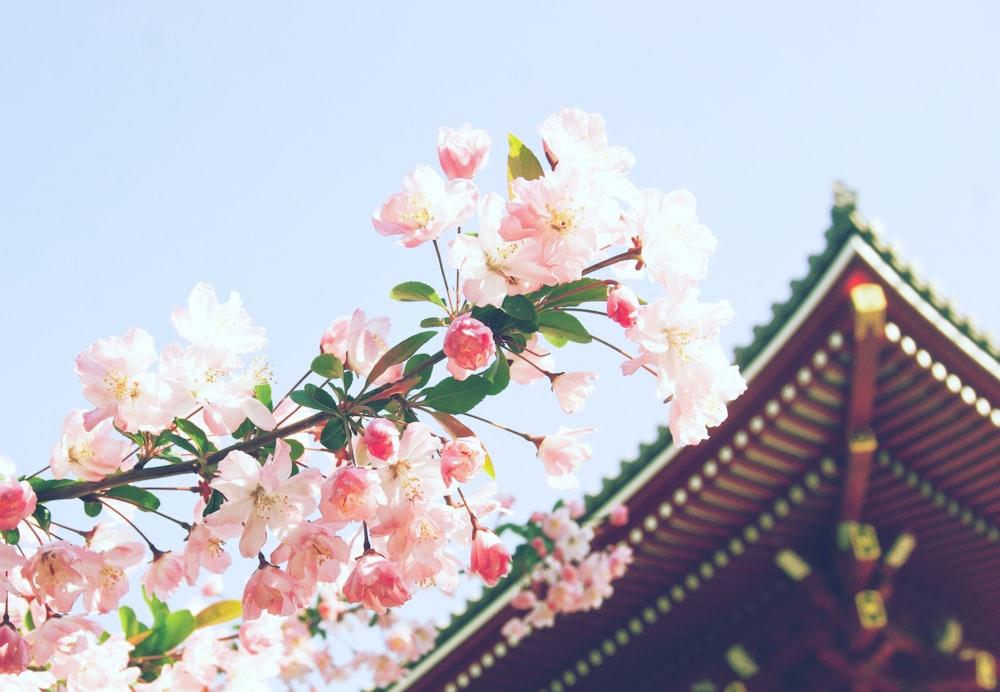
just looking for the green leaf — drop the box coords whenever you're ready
[390,281,446,308]
[286,438,305,460]
[532,278,609,310]
[230,417,255,440]
[501,295,536,321]
[537,310,592,347]
[319,418,347,452]
[364,331,437,388]
[483,454,496,479]
[106,485,161,512]
[507,133,544,195]
[202,489,225,518]
[3,528,18,545]
[290,383,340,414]
[420,317,448,328]
[133,609,195,659]
[158,431,197,455]
[83,499,103,517]
[144,588,169,625]
[31,503,51,533]
[310,353,344,380]
[419,375,491,414]
[174,418,217,454]
[403,352,434,390]
[193,600,243,630]
[254,382,273,409]
[119,606,142,638]
[483,351,510,396]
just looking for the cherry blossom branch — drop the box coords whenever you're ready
[581,246,642,276]
[432,239,456,314]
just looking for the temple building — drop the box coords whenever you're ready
[393,187,1000,692]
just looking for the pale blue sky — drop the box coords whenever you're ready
[2,2,998,516]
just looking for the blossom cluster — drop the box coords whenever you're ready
[377,108,746,447]
[0,108,743,690]
[500,503,634,644]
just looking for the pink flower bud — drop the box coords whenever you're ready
[443,315,496,381]
[242,564,308,620]
[0,478,35,530]
[470,529,511,587]
[364,418,400,462]
[530,536,547,557]
[0,622,30,674]
[343,551,411,615]
[511,591,537,610]
[608,504,629,527]
[437,124,492,180]
[440,437,487,487]
[607,284,640,328]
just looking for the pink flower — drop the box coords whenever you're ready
[627,188,717,290]
[319,465,383,523]
[23,614,102,667]
[171,283,267,370]
[503,165,622,283]
[500,617,529,645]
[75,327,179,433]
[142,551,185,601]
[469,529,511,587]
[57,633,139,691]
[550,371,597,414]
[0,471,35,531]
[270,521,350,588]
[607,284,640,328]
[608,544,633,578]
[183,523,231,586]
[534,427,594,490]
[440,437,487,487]
[0,622,30,674]
[321,309,404,385]
[508,334,555,385]
[447,193,552,307]
[49,410,133,481]
[22,541,102,612]
[539,108,635,182]
[342,551,411,615]
[375,422,445,504]
[623,287,746,445]
[157,343,276,436]
[372,165,477,248]
[81,523,146,613]
[443,315,495,381]
[242,565,309,620]
[207,439,322,558]
[437,124,491,180]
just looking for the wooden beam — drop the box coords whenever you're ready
[839,283,886,523]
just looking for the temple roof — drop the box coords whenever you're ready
[392,187,1000,692]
